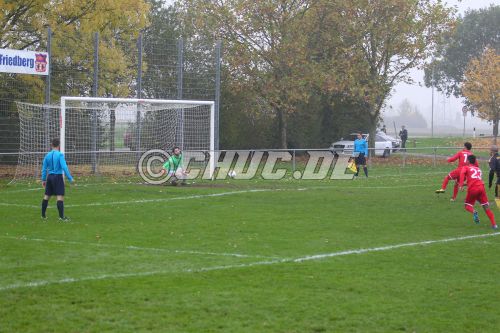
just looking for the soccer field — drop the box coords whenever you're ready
[1,167,500,332]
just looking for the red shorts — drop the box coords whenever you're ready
[447,168,461,180]
[465,186,489,207]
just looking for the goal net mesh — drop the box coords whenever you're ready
[13,99,212,182]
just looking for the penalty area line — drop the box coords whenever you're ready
[1,232,498,292]
[0,184,433,209]
[0,189,274,208]
[0,235,279,260]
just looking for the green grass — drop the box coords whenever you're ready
[1,166,500,332]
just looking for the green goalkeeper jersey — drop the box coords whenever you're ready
[163,154,182,172]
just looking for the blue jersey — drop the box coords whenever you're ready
[354,138,368,156]
[41,150,73,182]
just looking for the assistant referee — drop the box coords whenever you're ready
[41,138,74,221]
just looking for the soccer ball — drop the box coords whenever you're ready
[228,170,237,179]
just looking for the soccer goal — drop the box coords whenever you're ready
[13,97,215,181]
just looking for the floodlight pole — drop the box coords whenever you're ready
[431,63,435,138]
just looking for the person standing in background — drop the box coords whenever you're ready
[488,145,500,197]
[399,125,408,150]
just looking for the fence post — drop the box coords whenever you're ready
[43,27,52,149]
[402,148,406,167]
[91,32,99,174]
[215,40,222,151]
[136,32,143,153]
[44,27,52,106]
[177,38,184,149]
[39,27,52,179]
[177,38,184,99]
[433,147,437,167]
[292,149,296,173]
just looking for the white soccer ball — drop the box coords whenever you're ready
[228,170,237,178]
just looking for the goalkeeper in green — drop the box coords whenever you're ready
[161,146,188,185]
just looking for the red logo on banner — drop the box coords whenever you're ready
[35,53,47,73]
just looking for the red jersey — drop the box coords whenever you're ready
[448,149,477,168]
[459,165,485,190]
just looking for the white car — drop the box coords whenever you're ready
[377,131,401,152]
[330,133,393,157]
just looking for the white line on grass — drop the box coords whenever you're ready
[1,232,498,292]
[0,189,273,208]
[0,170,444,196]
[0,182,145,194]
[0,184,433,209]
[0,202,38,208]
[66,189,273,207]
[0,187,43,194]
[0,235,279,260]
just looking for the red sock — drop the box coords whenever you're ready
[465,204,475,214]
[452,183,459,199]
[485,209,497,227]
[442,176,450,190]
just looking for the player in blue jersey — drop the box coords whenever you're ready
[354,132,368,177]
[41,138,74,221]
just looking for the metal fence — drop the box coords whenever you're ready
[0,28,222,154]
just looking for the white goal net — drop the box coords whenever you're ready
[13,97,214,181]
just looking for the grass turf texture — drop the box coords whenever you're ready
[1,166,500,332]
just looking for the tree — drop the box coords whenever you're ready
[462,48,500,143]
[424,5,500,97]
[142,1,182,99]
[0,0,150,152]
[180,0,314,148]
[0,0,150,98]
[310,0,453,153]
[384,99,427,129]
[178,0,453,150]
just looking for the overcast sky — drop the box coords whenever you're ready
[387,0,497,132]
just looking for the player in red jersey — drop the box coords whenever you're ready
[435,142,478,201]
[459,155,498,230]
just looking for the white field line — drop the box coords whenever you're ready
[0,182,146,194]
[0,189,272,208]
[0,202,38,208]
[66,189,272,207]
[306,184,432,190]
[367,171,445,179]
[0,235,279,260]
[0,171,446,195]
[0,184,434,209]
[1,232,498,292]
[0,187,44,193]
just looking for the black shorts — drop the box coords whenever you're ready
[355,153,366,165]
[45,174,65,196]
